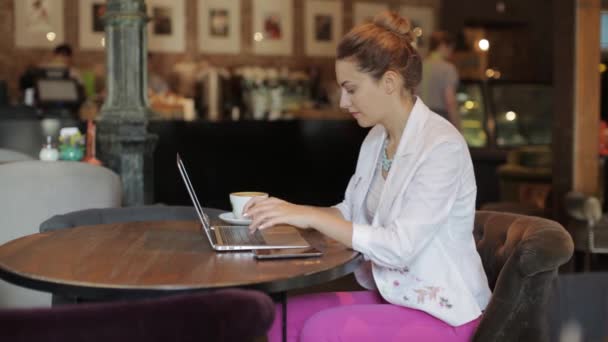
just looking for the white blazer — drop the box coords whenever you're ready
[335,98,491,326]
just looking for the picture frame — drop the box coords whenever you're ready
[147,0,185,52]
[14,0,65,48]
[198,0,241,54]
[252,0,293,56]
[352,2,388,26]
[305,0,343,57]
[78,0,106,50]
[399,5,435,56]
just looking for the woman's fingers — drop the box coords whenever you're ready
[244,197,294,233]
[242,196,267,214]
[245,202,281,218]
[244,197,284,217]
[258,217,283,230]
[248,209,280,232]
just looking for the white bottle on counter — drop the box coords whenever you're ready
[39,136,59,161]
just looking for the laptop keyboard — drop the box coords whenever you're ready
[218,227,267,245]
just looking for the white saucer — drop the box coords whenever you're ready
[218,212,252,226]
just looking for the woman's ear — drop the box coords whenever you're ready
[381,70,401,95]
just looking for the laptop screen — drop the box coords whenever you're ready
[176,154,213,236]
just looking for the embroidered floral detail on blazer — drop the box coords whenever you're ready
[440,297,453,309]
[384,267,454,309]
[414,289,427,303]
[386,266,410,274]
[425,286,441,300]
[412,287,452,308]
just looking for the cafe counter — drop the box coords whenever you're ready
[0,115,506,209]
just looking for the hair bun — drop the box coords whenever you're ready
[373,11,415,44]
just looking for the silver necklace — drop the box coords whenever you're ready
[381,139,393,172]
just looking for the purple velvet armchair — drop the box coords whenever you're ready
[0,289,275,342]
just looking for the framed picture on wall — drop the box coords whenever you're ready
[252,0,293,56]
[198,0,241,54]
[399,5,435,56]
[14,0,65,48]
[147,0,185,52]
[353,2,388,26]
[79,0,106,50]
[305,0,343,57]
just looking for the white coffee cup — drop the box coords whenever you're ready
[229,192,268,219]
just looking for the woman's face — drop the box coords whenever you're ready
[335,59,390,128]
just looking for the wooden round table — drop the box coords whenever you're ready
[0,220,362,300]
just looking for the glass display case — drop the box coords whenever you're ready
[457,80,553,149]
[490,82,552,147]
[457,81,488,147]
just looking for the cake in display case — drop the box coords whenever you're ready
[457,80,552,149]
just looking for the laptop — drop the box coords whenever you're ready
[177,154,310,251]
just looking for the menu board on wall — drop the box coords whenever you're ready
[14,0,65,48]
[198,0,241,54]
[252,0,293,56]
[79,0,106,50]
[147,0,186,52]
[305,0,343,57]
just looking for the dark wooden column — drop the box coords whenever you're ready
[553,0,602,221]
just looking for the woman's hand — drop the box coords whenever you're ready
[243,197,315,233]
[242,197,354,248]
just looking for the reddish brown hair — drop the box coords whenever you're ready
[337,11,422,93]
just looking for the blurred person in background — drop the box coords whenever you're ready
[19,43,83,106]
[45,43,82,84]
[417,31,461,130]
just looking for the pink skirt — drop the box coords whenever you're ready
[267,291,481,342]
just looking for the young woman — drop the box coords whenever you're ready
[243,11,491,342]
